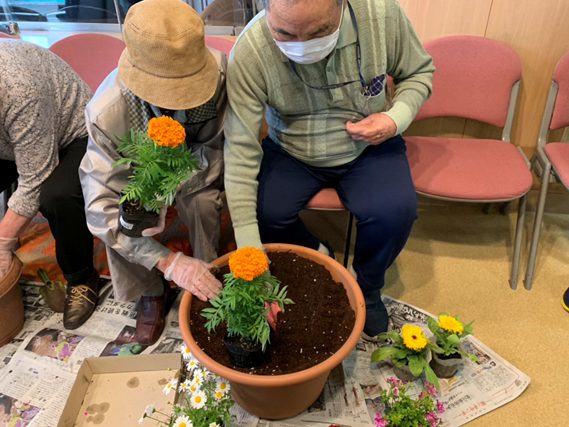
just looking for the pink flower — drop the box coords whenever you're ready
[436,400,445,414]
[426,411,440,427]
[392,387,400,397]
[386,377,402,387]
[374,412,387,427]
[425,382,437,397]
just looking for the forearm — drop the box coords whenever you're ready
[223,108,264,248]
[0,208,33,238]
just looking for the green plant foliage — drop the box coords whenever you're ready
[371,329,440,389]
[427,314,478,362]
[114,129,199,213]
[201,272,294,351]
[374,377,445,427]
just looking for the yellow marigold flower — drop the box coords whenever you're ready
[438,314,464,335]
[228,247,268,281]
[401,325,428,351]
[148,116,186,148]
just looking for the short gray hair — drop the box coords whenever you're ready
[264,0,343,11]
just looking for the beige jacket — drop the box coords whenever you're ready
[79,49,227,271]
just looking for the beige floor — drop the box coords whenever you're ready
[301,200,569,427]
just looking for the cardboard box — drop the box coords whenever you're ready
[58,353,181,426]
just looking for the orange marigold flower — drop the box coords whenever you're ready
[228,247,269,281]
[148,116,186,148]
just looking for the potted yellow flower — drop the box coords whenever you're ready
[427,314,477,378]
[371,325,439,389]
[201,247,294,368]
[114,116,199,237]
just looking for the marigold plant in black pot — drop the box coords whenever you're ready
[427,314,477,378]
[114,116,199,237]
[201,247,293,368]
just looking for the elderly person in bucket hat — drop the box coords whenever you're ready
[80,0,226,345]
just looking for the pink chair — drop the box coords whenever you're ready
[205,35,235,56]
[49,33,125,92]
[405,35,532,289]
[524,51,569,289]
[306,189,354,267]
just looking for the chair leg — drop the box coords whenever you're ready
[343,212,354,268]
[524,162,552,290]
[509,194,527,290]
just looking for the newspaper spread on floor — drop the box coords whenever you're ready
[0,286,530,427]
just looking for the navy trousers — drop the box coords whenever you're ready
[257,136,417,335]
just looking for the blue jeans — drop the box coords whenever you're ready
[257,136,417,335]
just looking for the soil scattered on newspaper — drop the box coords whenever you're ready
[189,251,355,375]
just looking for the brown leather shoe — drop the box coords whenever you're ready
[63,274,100,330]
[135,295,166,345]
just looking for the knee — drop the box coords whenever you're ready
[357,195,417,232]
[177,189,222,223]
[257,200,296,229]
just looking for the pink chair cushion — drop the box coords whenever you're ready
[551,51,569,130]
[306,188,345,210]
[49,34,125,92]
[205,36,234,56]
[545,143,569,188]
[406,136,532,200]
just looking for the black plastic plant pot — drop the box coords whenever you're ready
[223,334,266,368]
[118,201,159,238]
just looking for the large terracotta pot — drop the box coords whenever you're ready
[179,243,365,420]
[0,256,24,346]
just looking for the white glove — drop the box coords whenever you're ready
[141,206,167,237]
[0,237,18,277]
[164,252,221,301]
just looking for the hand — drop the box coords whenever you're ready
[163,252,221,301]
[265,301,282,331]
[141,206,167,237]
[0,237,18,277]
[345,113,397,145]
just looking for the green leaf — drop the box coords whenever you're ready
[407,354,424,377]
[371,346,399,363]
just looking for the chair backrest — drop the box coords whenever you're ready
[549,51,569,130]
[415,35,522,128]
[205,35,235,57]
[49,33,125,92]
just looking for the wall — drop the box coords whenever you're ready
[399,0,569,153]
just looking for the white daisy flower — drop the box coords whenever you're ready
[173,415,193,427]
[191,376,203,387]
[179,379,191,392]
[188,382,200,394]
[180,343,193,360]
[143,404,155,416]
[214,390,225,400]
[190,390,207,409]
[193,369,205,380]
[215,378,230,394]
[209,423,220,427]
[186,358,199,370]
[162,378,178,395]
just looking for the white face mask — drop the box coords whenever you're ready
[271,4,344,65]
